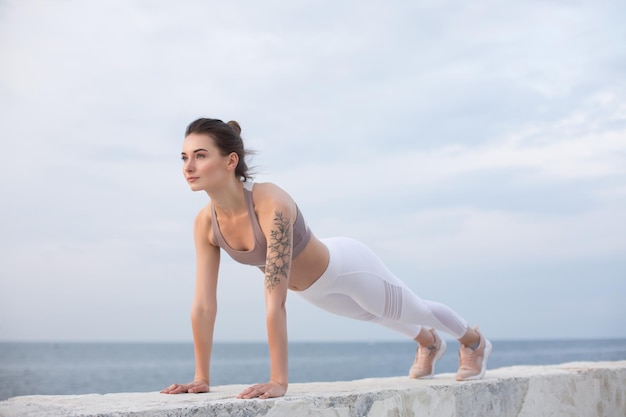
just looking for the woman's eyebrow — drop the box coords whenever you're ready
[181,148,209,155]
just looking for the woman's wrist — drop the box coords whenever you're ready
[270,379,288,389]
[194,377,209,384]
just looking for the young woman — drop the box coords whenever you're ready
[161,118,492,399]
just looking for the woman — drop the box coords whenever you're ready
[161,118,492,399]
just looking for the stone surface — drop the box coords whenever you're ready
[1,361,624,417]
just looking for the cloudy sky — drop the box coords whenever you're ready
[1,0,625,343]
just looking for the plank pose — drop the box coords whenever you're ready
[161,118,492,399]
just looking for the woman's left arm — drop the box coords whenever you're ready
[237,186,295,399]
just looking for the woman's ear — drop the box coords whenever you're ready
[227,152,239,169]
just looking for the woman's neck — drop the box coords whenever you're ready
[206,179,246,215]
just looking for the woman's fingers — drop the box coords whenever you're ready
[161,381,210,394]
[161,383,187,394]
[237,381,286,399]
[236,385,257,399]
[160,383,182,394]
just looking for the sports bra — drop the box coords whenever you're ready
[211,182,312,267]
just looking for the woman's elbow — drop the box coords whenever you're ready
[265,303,287,320]
[191,303,217,320]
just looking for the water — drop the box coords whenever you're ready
[1,339,625,401]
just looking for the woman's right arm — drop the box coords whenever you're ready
[161,208,220,394]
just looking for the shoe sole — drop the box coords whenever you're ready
[458,339,492,381]
[410,339,447,379]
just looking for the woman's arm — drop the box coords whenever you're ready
[237,185,295,399]
[162,208,220,394]
[190,209,220,386]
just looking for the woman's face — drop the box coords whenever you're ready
[182,133,234,191]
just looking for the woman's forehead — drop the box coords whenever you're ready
[182,133,215,151]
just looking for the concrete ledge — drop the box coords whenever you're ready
[1,361,624,417]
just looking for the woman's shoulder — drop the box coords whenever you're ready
[193,204,217,246]
[249,182,297,221]
[249,181,293,205]
[194,203,213,223]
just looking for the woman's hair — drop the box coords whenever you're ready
[185,118,254,181]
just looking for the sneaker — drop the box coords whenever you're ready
[455,327,492,381]
[409,328,447,379]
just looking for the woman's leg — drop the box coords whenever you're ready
[298,237,490,379]
[298,238,468,337]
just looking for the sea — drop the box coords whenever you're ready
[1,339,625,401]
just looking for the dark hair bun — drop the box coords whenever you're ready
[227,120,241,135]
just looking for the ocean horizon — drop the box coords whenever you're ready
[2,338,625,401]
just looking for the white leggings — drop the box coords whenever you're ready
[296,237,469,340]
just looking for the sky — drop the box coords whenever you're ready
[0,0,625,343]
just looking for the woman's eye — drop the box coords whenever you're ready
[181,156,188,162]
[197,154,205,159]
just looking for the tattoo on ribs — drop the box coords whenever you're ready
[265,211,292,292]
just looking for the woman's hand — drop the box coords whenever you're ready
[236,380,287,399]
[160,380,210,394]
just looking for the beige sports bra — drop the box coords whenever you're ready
[211,182,312,267]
